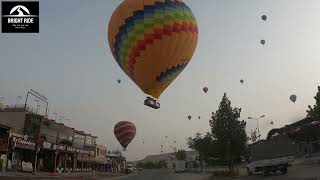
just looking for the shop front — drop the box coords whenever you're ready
[9,135,35,172]
[38,141,93,173]
[0,125,10,171]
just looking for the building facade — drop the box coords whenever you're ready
[0,108,108,173]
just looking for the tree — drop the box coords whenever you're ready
[250,130,258,144]
[175,150,186,161]
[187,132,216,172]
[188,133,216,160]
[209,93,247,172]
[307,86,320,120]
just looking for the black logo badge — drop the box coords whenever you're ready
[2,1,39,33]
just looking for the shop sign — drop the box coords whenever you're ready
[53,144,65,151]
[66,146,75,152]
[1,154,7,160]
[42,142,51,149]
[12,136,35,150]
[41,142,91,155]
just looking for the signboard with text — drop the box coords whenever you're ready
[41,141,92,155]
[11,136,35,150]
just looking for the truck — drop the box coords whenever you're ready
[246,134,296,176]
[247,156,294,176]
[175,160,186,173]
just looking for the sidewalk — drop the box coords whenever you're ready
[0,171,124,179]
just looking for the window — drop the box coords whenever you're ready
[24,115,41,139]
[40,120,58,143]
[73,133,85,149]
[85,136,93,147]
[57,127,73,146]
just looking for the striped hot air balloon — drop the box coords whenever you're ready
[114,121,136,150]
[108,0,198,99]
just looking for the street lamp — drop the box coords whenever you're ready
[248,115,266,141]
[15,96,22,107]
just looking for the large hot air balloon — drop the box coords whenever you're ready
[203,87,208,93]
[114,121,136,150]
[290,94,297,103]
[108,0,198,109]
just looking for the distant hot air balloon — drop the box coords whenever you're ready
[240,79,244,84]
[290,94,297,103]
[261,15,267,21]
[174,140,176,144]
[114,121,136,150]
[108,0,198,108]
[165,136,168,139]
[203,87,208,93]
[188,115,192,120]
[161,145,163,148]
[198,116,200,119]
[117,79,121,84]
[260,40,266,45]
[270,121,274,125]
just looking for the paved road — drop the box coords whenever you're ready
[2,165,320,180]
[108,169,210,180]
[235,165,320,180]
[108,165,320,180]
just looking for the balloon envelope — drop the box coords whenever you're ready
[203,87,208,93]
[108,0,198,99]
[261,15,267,21]
[117,79,121,84]
[188,115,192,120]
[290,94,297,103]
[114,121,136,149]
[240,79,244,84]
[260,40,266,45]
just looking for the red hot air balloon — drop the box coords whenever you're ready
[114,121,136,150]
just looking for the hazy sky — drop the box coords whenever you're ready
[1,0,320,161]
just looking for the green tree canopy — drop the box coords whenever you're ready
[175,150,186,161]
[307,86,320,121]
[209,93,247,171]
[187,132,217,160]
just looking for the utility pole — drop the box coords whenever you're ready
[248,115,266,141]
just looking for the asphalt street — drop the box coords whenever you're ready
[108,169,210,180]
[1,165,320,180]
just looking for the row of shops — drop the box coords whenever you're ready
[0,110,127,174]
